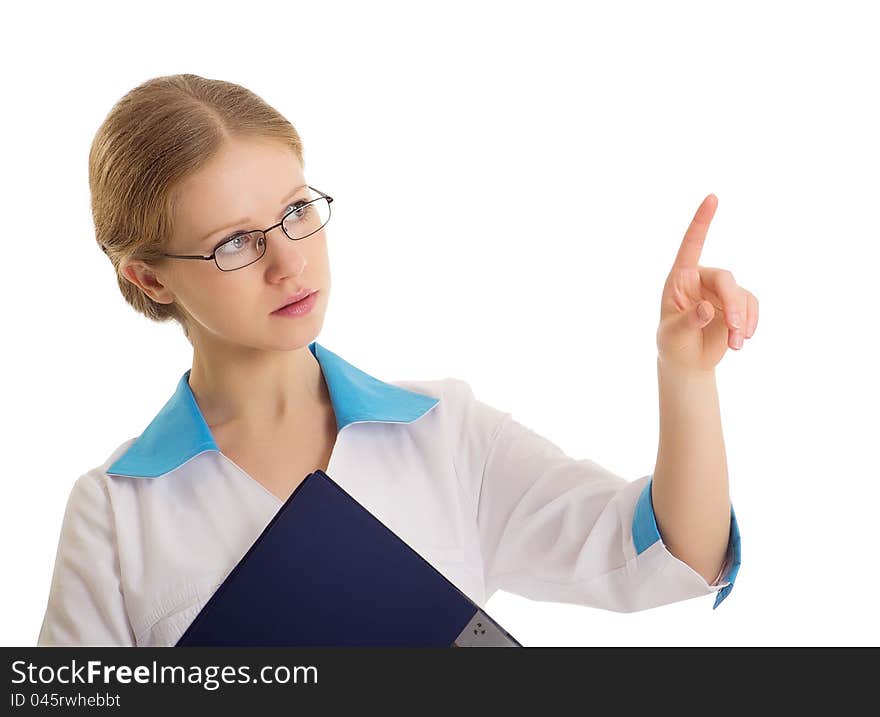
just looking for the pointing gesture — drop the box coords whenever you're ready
[656,194,759,372]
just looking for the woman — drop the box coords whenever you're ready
[38,73,745,647]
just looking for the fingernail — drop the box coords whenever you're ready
[697,303,711,322]
[733,333,743,349]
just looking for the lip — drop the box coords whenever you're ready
[272,289,316,312]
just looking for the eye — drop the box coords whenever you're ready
[212,198,311,251]
[216,232,253,255]
[284,199,310,218]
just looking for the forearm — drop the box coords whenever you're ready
[651,355,731,585]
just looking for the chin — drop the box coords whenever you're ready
[267,317,326,349]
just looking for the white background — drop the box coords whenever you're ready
[2,0,877,646]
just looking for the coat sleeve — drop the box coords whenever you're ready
[37,470,136,646]
[450,379,741,613]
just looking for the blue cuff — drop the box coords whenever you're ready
[632,476,741,610]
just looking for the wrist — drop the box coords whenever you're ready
[657,354,716,379]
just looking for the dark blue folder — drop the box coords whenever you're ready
[176,469,521,646]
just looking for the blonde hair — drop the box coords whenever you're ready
[89,73,305,343]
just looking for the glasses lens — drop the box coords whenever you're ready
[215,230,265,271]
[282,192,331,241]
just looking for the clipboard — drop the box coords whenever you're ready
[176,469,521,646]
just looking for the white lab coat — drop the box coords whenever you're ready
[37,341,740,646]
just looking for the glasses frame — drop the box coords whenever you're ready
[160,185,334,271]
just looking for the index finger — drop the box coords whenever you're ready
[672,194,717,270]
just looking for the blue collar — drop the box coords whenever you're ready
[106,341,440,479]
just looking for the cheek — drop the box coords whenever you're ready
[176,275,254,329]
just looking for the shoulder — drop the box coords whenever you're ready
[61,435,142,509]
[389,376,468,401]
[389,377,506,420]
[389,376,497,405]
[389,376,512,449]
[102,435,141,472]
[53,442,135,548]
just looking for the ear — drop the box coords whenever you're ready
[122,260,176,305]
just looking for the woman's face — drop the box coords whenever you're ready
[125,136,331,351]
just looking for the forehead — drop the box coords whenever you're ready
[173,137,304,231]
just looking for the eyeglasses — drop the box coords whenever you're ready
[161,185,334,271]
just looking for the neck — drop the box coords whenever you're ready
[188,342,328,432]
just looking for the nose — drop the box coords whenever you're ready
[263,224,307,276]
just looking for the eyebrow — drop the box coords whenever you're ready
[197,184,309,245]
